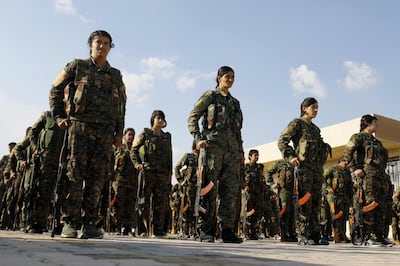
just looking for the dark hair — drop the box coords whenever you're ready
[150,110,167,128]
[248,149,259,159]
[123,128,135,135]
[360,114,377,132]
[8,142,16,147]
[300,97,318,117]
[88,30,115,48]
[216,66,234,87]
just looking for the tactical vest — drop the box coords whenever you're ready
[138,128,171,173]
[202,90,242,134]
[245,163,264,191]
[357,132,387,171]
[330,166,345,192]
[184,153,198,184]
[39,111,62,152]
[295,118,331,166]
[64,59,123,123]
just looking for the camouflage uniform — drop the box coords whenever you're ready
[16,111,65,232]
[174,151,198,236]
[113,142,138,234]
[261,182,280,238]
[266,160,297,241]
[0,148,19,229]
[343,131,388,242]
[130,128,172,236]
[188,87,243,239]
[169,183,181,234]
[0,143,16,229]
[392,188,400,242]
[0,153,11,204]
[49,58,126,235]
[278,118,330,242]
[323,162,353,242]
[13,135,36,230]
[244,162,264,239]
[382,173,394,240]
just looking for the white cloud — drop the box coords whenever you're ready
[290,64,327,97]
[123,72,154,106]
[54,0,92,23]
[55,0,76,15]
[339,61,378,91]
[175,71,214,92]
[176,76,196,92]
[140,57,176,79]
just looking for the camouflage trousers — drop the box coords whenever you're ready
[140,171,170,235]
[61,121,114,224]
[362,173,386,238]
[25,158,59,228]
[112,174,137,229]
[297,167,323,239]
[203,143,240,233]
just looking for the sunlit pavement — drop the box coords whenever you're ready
[0,230,399,266]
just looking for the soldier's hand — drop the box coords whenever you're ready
[196,140,208,150]
[10,170,16,179]
[136,164,144,171]
[290,157,300,166]
[58,118,71,130]
[20,160,27,169]
[114,135,123,148]
[353,169,365,178]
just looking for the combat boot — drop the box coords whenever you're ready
[61,222,78,238]
[26,221,43,234]
[221,229,243,243]
[78,221,104,239]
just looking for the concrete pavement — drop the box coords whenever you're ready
[0,230,399,266]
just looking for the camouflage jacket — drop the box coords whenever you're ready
[174,151,198,185]
[49,58,126,139]
[278,118,330,171]
[343,132,388,174]
[188,88,243,153]
[130,128,172,176]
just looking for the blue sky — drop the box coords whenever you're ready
[1,1,400,181]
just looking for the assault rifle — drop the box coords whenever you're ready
[178,183,188,236]
[327,193,341,243]
[51,128,68,238]
[350,172,378,245]
[238,188,256,238]
[134,169,145,237]
[12,171,25,231]
[24,152,41,229]
[193,147,214,240]
[293,166,312,244]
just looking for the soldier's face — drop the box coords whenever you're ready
[124,131,135,144]
[218,71,234,90]
[249,153,259,163]
[90,36,111,59]
[153,115,165,128]
[303,103,318,119]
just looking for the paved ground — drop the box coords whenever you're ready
[0,230,399,266]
